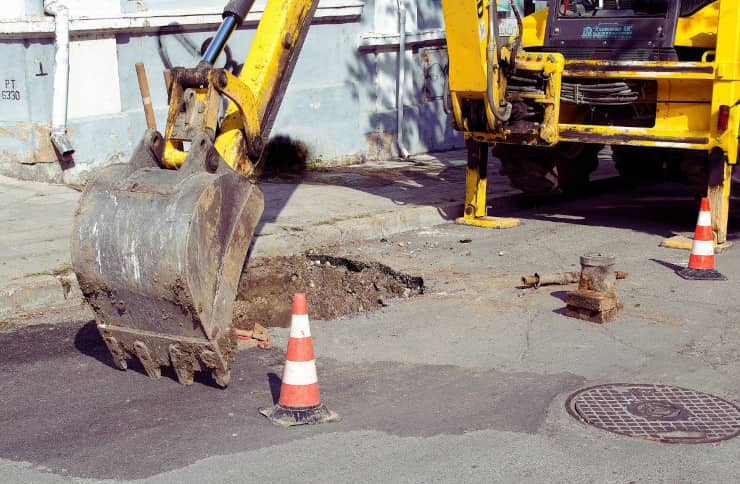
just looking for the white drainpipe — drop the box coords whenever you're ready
[395,0,409,159]
[44,0,75,157]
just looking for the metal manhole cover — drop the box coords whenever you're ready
[566,384,740,444]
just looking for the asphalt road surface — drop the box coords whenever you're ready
[1,180,738,483]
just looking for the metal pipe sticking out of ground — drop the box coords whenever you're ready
[521,271,628,288]
[564,253,624,324]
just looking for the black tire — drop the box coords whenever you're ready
[612,146,709,195]
[678,151,709,196]
[496,142,601,196]
[611,145,666,186]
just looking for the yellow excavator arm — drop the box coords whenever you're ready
[161,0,318,174]
[71,0,318,387]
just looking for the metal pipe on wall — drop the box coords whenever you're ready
[44,0,75,157]
[395,0,410,159]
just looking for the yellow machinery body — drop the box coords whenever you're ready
[442,0,738,245]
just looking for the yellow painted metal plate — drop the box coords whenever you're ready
[456,216,521,229]
[660,235,734,252]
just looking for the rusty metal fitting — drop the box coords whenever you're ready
[578,252,617,296]
[521,269,628,289]
[565,253,623,324]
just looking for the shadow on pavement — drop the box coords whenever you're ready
[254,140,473,232]
[73,321,115,368]
[255,138,740,248]
[268,372,282,404]
[515,179,740,243]
[650,258,686,273]
[550,290,570,317]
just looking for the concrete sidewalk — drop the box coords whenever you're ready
[0,150,521,326]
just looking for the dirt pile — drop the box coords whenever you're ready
[232,254,423,329]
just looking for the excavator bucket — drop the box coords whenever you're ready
[71,0,318,386]
[71,130,263,386]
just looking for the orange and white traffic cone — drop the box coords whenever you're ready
[260,293,340,426]
[677,197,726,281]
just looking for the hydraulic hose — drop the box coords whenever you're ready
[509,0,523,59]
[487,0,512,123]
[202,0,256,64]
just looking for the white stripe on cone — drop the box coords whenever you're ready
[289,314,311,339]
[282,360,319,386]
[697,211,711,227]
[691,239,715,257]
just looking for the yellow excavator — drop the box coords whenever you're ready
[72,0,737,385]
[446,0,737,250]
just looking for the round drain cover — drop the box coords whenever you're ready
[566,384,740,444]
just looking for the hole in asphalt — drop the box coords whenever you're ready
[233,254,424,329]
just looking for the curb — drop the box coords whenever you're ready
[0,192,521,327]
[0,273,86,327]
[252,202,464,257]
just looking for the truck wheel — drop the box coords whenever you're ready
[612,146,709,195]
[678,151,709,196]
[496,142,601,196]
[611,145,665,185]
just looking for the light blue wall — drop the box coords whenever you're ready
[120,0,220,13]
[417,0,444,30]
[0,1,463,183]
[24,0,43,16]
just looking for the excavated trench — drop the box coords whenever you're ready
[232,254,424,329]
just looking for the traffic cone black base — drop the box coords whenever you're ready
[677,267,726,281]
[259,402,341,427]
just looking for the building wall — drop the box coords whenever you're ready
[0,0,463,184]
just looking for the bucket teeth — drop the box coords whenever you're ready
[102,335,128,371]
[133,341,162,380]
[212,369,231,388]
[169,344,197,386]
